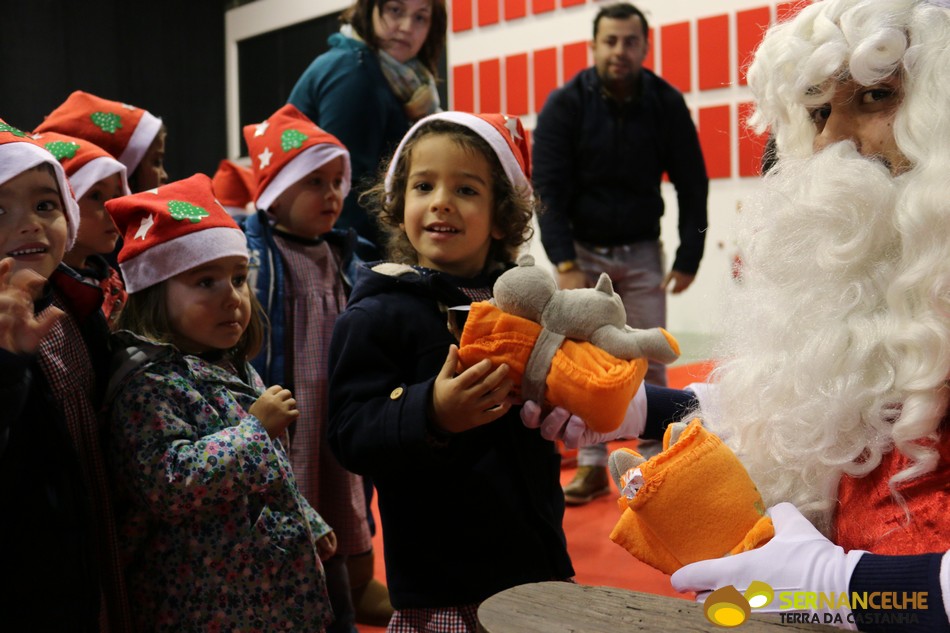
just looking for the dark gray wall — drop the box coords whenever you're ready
[1,0,228,180]
[236,10,448,156]
[237,11,344,156]
[1,1,448,176]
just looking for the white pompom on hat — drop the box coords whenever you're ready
[384,111,532,198]
[106,173,249,293]
[0,119,82,249]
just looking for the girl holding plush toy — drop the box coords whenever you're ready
[327,112,575,631]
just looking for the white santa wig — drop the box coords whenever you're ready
[704,0,950,534]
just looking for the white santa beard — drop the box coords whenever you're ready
[704,141,924,534]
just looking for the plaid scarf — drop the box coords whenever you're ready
[341,24,440,122]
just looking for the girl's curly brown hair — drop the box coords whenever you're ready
[361,118,536,270]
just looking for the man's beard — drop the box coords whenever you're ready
[705,141,908,534]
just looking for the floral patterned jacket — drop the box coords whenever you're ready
[106,333,332,632]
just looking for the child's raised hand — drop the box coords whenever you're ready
[430,344,514,434]
[0,257,62,355]
[315,530,338,561]
[249,384,299,439]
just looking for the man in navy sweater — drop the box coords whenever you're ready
[532,2,708,505]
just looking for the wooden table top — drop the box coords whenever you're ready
[477,582,838,632]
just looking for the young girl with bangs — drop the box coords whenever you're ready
[104,174,335,632]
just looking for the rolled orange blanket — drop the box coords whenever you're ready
[608,420,774,575]
[459,301,647,433]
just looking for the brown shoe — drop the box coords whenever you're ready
[347,549,393,627]
[563,465,611,505]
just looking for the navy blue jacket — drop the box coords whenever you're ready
[241,209,370,387]
[328,265,574,609]
[0,267,110,631]
[533,67,709,273]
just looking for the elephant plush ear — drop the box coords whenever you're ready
[608,447,646,496]
[595,273,614,295]
[517,253,535,267]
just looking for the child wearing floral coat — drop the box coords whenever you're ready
[104,174,334,632]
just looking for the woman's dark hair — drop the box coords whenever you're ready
[117,279,267,362]
[341,0,447,78]
[361,119,535,271]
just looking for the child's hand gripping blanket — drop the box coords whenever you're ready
[458,255,679,432]
[607,419,775,575]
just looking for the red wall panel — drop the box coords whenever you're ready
[452,64,475,112]
[660,22,692,93]
[699,105,732,179]
[737,101,766,177]
[534,47,558,112]
[643,26,656,71]
[479,58,501,112]
[505,0,526,20]
[736,7,771,85]
[698,14,729,91]
[505,53,529,115]
[453,0,473,32]
[561,0,585,6]
[477,0,499,26]
[643,27,655,72]
[562,41,589,82]
[533,0,555,14]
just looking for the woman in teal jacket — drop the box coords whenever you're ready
[288,0,446,254]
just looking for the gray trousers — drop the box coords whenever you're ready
[574,240,667,467]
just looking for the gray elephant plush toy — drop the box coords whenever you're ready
[490,254,679,404]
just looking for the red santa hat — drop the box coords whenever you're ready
[211,159,256,217]
[384,112,532,198]
[31,131,130,200]
[242,104,351,211]
[106,173,248,293]
[0,119,81,248]
[34,90,163,175]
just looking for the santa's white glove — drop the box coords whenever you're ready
[671,503,867,627]
[520,382,647,448]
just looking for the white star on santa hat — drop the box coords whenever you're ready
[134,214,155,240]
[254,120,270,137]
[258,146,273,168]
[503,115,522,142]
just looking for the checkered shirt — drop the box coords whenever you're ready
[387,603,480,633]
[275,234,372,555]
[36,292,132,631]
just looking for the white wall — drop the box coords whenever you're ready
[226,0,789,338]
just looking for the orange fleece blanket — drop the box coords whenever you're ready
[459,301,647,433]
[609,420,775,575]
